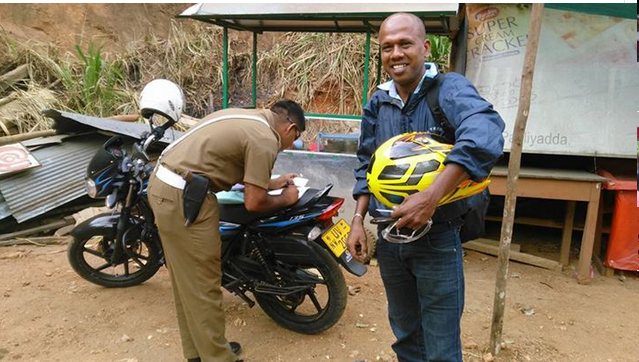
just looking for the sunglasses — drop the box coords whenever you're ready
[286,116,301,139]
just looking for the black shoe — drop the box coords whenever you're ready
[229,341,242,355]
[187,358,201,362]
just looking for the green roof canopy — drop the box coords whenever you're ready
[545,3,635,20]
[178,3,462,35]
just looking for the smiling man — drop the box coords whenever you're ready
[347,12,505,362]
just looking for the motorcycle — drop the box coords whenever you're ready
[67,111,366,334]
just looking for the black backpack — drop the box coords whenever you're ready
[423,73,490,243]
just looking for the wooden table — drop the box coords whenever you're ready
[487,166,608,284]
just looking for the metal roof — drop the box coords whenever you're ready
[46,109,183,144]
[0,193,11,220]
[0,136,104,223]
[178,3,462,34]
[0,109,187,223]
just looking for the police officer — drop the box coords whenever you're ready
[146,90,305,362]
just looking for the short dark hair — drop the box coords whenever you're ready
[271,99,306,132]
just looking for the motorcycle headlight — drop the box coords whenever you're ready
[85,179,98,198]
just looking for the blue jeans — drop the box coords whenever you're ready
[377,225,465,362]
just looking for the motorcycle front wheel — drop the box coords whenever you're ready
[254,240,347,334]
[68,228,162,288]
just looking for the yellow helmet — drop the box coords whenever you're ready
[366,132,490,208]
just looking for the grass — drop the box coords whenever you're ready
[0,21,453,139]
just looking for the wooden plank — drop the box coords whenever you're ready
[0,236,68,247]
[591,253,607,277]
[485,214,610,234]
[464,239,561,271]
[0,217,74,242]
[489,177,592,201]
[491,165,609,183]
[560,201,576,266]
[592,194,604,259]
[577,183,602,284]
[470,238,521,252]
[486,215,563,229]
[604,266,615,278]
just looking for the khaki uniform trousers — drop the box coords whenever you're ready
[147,174,236,362]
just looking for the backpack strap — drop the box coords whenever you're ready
[424,74,456,144]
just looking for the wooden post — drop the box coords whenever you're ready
[559,201,576,266]
[489,4,544,356]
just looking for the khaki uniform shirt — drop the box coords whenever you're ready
[161,108,281,192]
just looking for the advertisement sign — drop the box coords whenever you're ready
[0,143,40,176]
[466,4,637,158]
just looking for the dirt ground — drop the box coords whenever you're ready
[0,234,637,362]
[0,4,638,362]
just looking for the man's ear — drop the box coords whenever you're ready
[423,39,431,59]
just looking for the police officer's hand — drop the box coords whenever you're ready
[346,217,368,263]
[391,189,438,230]
[281,183,299,206]
[268,173,297,190]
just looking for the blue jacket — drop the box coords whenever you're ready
[353,63,506,221]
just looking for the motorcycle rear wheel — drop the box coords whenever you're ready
[68,229,161,288]
[254,240,347,334]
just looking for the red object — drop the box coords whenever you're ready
[317,198,345,223]
[597,170,638,271]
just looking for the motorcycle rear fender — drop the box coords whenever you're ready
[335,249,367,277]
[70,213,119,240]
[263,236,325,265]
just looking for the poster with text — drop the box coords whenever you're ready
[466,5,636,158]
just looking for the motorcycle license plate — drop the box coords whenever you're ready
[321,219,350,258]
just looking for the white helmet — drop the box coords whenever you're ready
[139,79,184,123]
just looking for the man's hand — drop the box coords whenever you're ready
[281,183,299,206]
[392,163,470,230]
[346,218,368,263]
[268,173,297,190]
[391,189,438,230]
[245,182,297,213]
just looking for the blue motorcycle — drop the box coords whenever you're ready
[67,113,366,334]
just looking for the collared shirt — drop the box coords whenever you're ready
[377,62,438,108]
[161,108,280,192]
[353,63,506,219]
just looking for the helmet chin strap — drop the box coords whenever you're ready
[382,218,433,244]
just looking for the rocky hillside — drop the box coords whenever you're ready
[0,4,188,51]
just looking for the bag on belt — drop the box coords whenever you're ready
[181,170,210,226]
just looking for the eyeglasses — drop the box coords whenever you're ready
[286,116,301,139]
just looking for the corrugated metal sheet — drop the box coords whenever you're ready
[0,193,11,220]
[46,109,183,144]
[0,136,104,223]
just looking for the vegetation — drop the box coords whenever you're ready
[0,20,452,142]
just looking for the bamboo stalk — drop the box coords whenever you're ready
[0,64,29,92]
[0,130,56,146]
[109,114,139,122]
[489,4,545,356]
[0,93,18,107]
